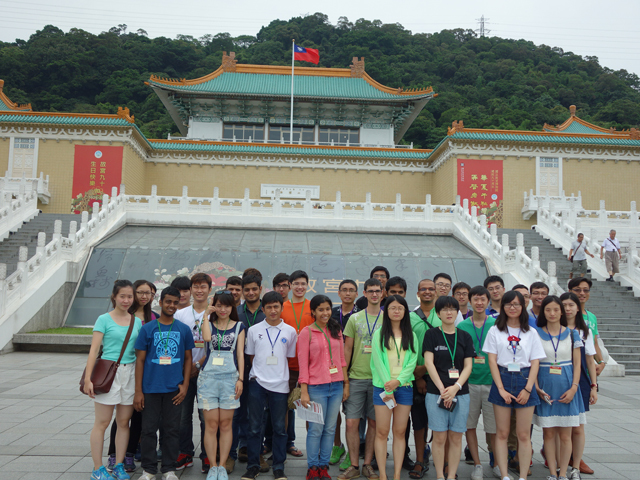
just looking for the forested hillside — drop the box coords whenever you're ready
[1,13,639,148]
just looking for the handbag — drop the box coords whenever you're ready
[79,314,136,395]
[570,241,583,263]
[288,324,311,409]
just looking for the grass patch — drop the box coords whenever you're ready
[32,327,94,335]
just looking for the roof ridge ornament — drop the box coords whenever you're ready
[350,57,365,78]
[570,105,576,117]
[117,106,135,123]
[222,52,238,72]
[448,120,465,135]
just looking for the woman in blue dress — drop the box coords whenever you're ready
[533,296,585,480]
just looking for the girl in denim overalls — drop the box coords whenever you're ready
[198,291,246,480]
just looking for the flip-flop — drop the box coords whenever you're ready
[287,446,303,457]
[409,461,428,479]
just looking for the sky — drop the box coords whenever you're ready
[1,0,639,75]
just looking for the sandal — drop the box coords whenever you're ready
[409,461,428,479]
[287,446,304,457]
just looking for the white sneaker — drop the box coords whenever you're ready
[162,472,179,480]
[139,472,156,480]
[471,464,484,480]
[569,468,581,480]
[493,467,513,480]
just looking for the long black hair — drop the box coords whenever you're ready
[110,279,133,308]
[380,295,415,353]
[495,290,530,332]
[210,292,240,324]
[536,296,567,329]
[310,295,341,339]
[559,292,589,340]
[129,279,154,324]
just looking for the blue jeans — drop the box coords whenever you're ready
[180,376,206,459]
[230,378,250,460]
[247,380,288,471]
[307,382,344,468]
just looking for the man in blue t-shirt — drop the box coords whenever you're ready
[134,286,194,480]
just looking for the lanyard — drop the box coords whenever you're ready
[391,336,402,365]
[545,327,562,364]
[339,306,354,328]
[292,301,305,333]
[192,307,202,337]
[266,326,282,355]
[365,309,381,338]
[214,319,230,354]
[314,322,334,365]
[156,319,174,354]
[440,327,457,368]
[244,304,259,328]
[508,328,521,362]
[472,317,488,349]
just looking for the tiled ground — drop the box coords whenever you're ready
[0,352,638,479]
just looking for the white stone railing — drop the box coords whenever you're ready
[522,190,584,220]
[0,188,39,242]
[0,172,51,204]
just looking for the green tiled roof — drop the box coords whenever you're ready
[0,98,13,111]
[0,114,133,126]
[150,72,431,101]
[148,141,432,159]
[450,131,640,146]
[544,121,612,135]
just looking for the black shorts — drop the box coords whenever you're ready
[411,381,428,431]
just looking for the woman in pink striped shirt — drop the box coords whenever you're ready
[299,295,349,480]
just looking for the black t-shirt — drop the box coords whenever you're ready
[423,327,475,395]
[331,305,360,332]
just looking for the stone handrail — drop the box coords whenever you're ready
[0,173,51,204]
[522,190,583,220]
[0,188,39,242]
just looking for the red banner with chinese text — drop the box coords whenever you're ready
[457,159,503,227]
[71,146,123,214]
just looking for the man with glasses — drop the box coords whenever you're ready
[483,276,505,316]
[452,282,471,325]
[272,273,291,301]
[174,273,212,473]
[339,279,384,480]
[433,273,453,298]
[527,282,549,328]
[355,266,390,310]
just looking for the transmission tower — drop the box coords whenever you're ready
[476,15,490,37]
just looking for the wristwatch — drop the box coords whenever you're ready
[195,361,201,369]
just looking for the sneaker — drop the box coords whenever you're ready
[558,477,569,480]
[330,444,347,465]
[273,469,287,480]
[402,455,415,471]
[338,465,360,480]
[465,446,474,465]
[162,472,179,480]
[339,454,352,471]
[206,466,218,480]
[135,444,142,462]
[318,465,332,480]
[218,465,229,480]
[569,468,581,480]
[424,444,431,465]
[226,457,236,474]
[471,464,483,480]
[546,477,558,480]
[362,464,378,479]
[307,467,321,480]
[239,447,249,463]
[202,457,211,474]
[138,472,155,480]
[112,463,131,480]
[242,466,261,480]
[92,466,116,480]
[260,454,270,472]
[107,454,116,472]
[489,452,495,468]
[492,466,513,480]
[176,453,194,470]
[124,454,136,473]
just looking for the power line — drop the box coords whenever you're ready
[475,15,490,37]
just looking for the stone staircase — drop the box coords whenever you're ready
[0,213,77,277]
[499,228,640,375]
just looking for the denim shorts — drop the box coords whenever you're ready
[425,393,470,433]
[197,371,240,410]
[488,366,540,409]
[373,385,413,406]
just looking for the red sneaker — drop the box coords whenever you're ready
[319,465,332,480]
[201,457,211,474]
[306,467,321,480]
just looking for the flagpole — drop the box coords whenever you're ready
[290,38,294,145]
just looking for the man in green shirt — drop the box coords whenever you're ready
[339,279,383,480]
[457,286,496,480]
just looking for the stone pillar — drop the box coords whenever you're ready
[180,186,189,214]
[69,221,77,244]
[395,193,402,221]
[502,234,509,253]
[273,189,281,217]
[599,200,607,228]
[531,246,540,268]
[334,191,343,219]
[304,189,313,218]
[424,194,432,222]
[53,220,62,243]
[631,201,638,228]
[490,223,498,243]
[17,246,28,271]
[36,232,46,257]
[0,263,6,317]
[81,211,89,232]
[211,187,220,215]
[242,188,250,216]
[150,185,158,212]
[479,215,487,231]
[92,202,99,222]
[463,198,469,213]
[365,193,373,220]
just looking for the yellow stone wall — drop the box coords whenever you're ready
[0,137,9,173]
[37,140,76,214]
[122,144,146,195]
[563,159,640,211]
[431,155,456,206]
[502,156,536,229]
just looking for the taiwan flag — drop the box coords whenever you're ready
[294,44,320,64]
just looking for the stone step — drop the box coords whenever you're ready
[603,344,640,354]
[597,337,640,345]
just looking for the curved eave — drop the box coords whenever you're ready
[450,130,640,146]
[543,116,615,135]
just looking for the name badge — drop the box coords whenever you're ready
[159,356,171,365]
[448,368,459,379]
[391,366,402,376]
[211,357,224,366]
[473,356,486,364]
[266,356,278,365]
[549,365,562,375]
[362,345,372,354]
[329,365,339,374]
[507,362,520,372]
[194,341,205,349]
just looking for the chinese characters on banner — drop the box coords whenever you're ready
[457,159,503,227]
[71,146,123,214]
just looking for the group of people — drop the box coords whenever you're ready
[85,266,605,480]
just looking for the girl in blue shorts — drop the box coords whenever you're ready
[199,291,245,480]
[371,295,418,480]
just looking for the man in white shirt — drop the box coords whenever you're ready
[242,291,297,480]
[568,232,595,280]
[600,229,622,281]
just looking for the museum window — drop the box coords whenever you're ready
[10,137,37,178]
[319,127,359,146]
[268,126,315,144]
[222,123,264,142]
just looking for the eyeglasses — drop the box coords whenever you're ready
[440,307,458,313]
[215,290,232,296]
[372,274,387,280]
[418,287,436,292]
[454,291,469,297]
[136,291,153,296]
[340,289,357,294]
[571,288,590,294]
[274,283,290,289]
[487,286,503,292]
[291,282,307,287]
[435,282,451,288]
[387,306,405,312]
[505,303,523,309]
[365,289,382,295]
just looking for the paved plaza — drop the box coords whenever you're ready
[0,352,638,480]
